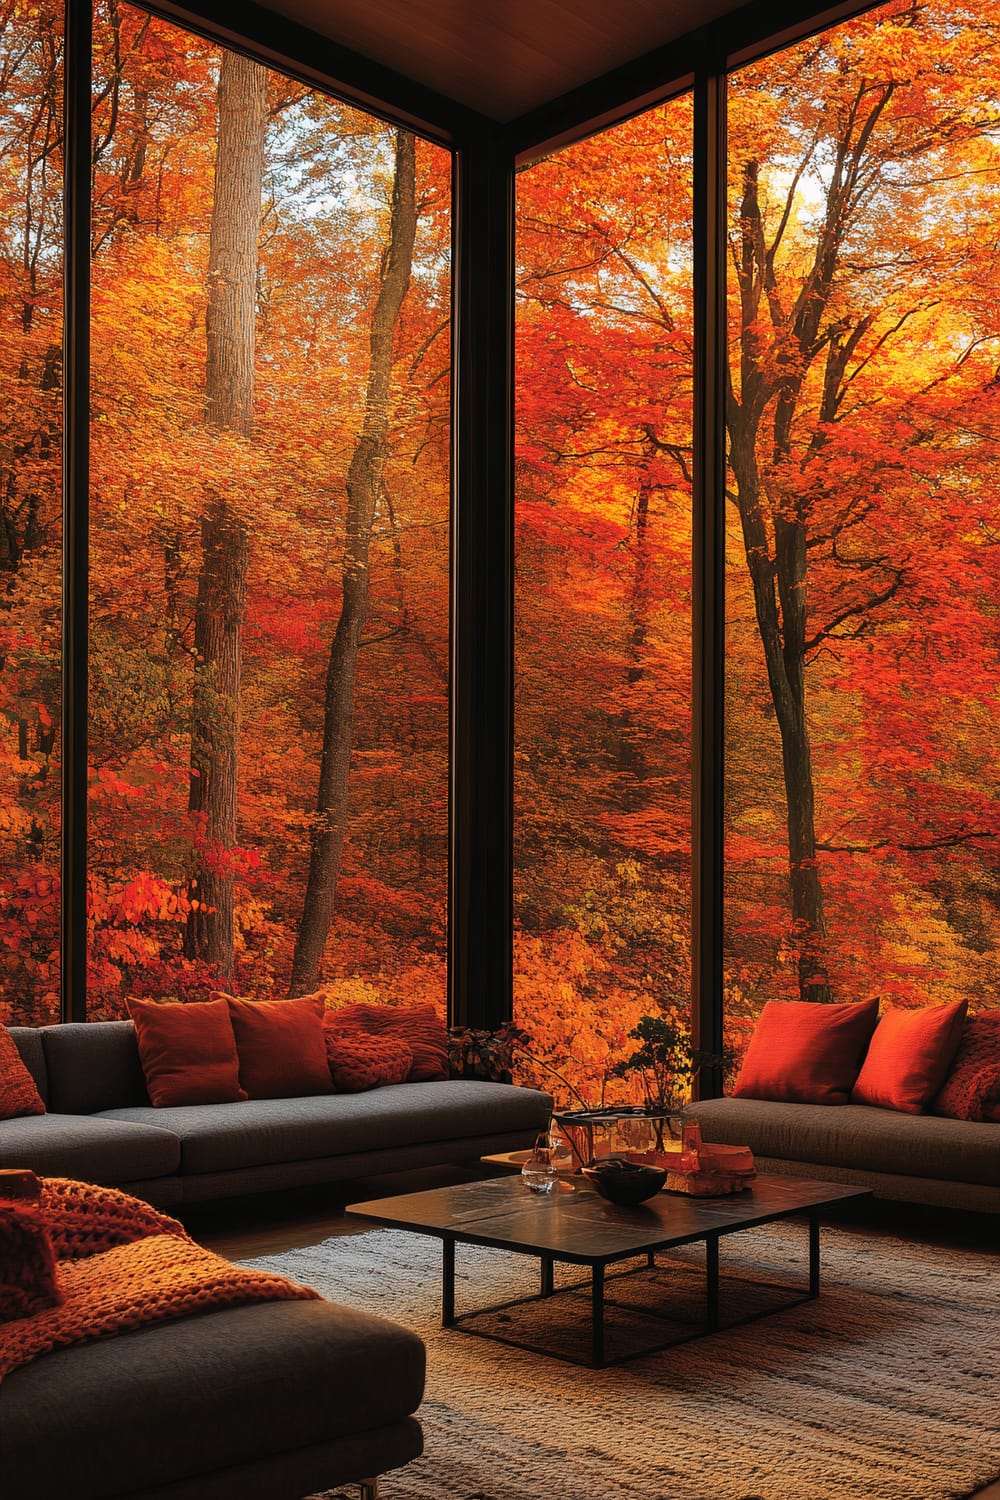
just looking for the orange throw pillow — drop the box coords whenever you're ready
[851,999,968,1114]
[0,1026,45,1120]
[731,998,879,1105]
[325,1033,413,1092]
[930,1009,1000,1122]
[127,998,247,1108]
[221,993,333,1100]
[324,1003,448,1082]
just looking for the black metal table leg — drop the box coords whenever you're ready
[705,1236,719,1331]
[540,1255,554,1298]
[592,1263,606,1368]
[809,1215,820,1298]
[442,1238,455,1327]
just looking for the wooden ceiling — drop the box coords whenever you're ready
[248,0,758,122]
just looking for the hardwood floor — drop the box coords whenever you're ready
[182,1171,1000,1499]
[181,1161,499,1260]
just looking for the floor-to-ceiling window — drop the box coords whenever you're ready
[724,0,1000,1057]
[5,0,997,1056]
[3,1,451,1025]
[0,1,63,1026]
[514,99,694,1105]
[86,4,451,1019]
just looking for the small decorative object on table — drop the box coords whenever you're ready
[581,1159,667,1206]
[663,1129,756,1196]
[553,1106,683,1171]
[521,1132,558,1193]
[554,1015,732,1173]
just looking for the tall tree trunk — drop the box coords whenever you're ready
[727,149,860,1001]
[184,52,266,981]
[727,84,895,1001]
[728,410,829,1001]
[289,130,416,996]
[615,472,653,788]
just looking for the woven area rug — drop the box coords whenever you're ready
[241,1220,1000,1500]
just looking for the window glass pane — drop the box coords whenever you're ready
[0,1,62,1027]
[725,0,1000,1061]
[514,99,694,1107]
[87,5,450,1017]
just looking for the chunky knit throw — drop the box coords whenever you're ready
[0,1178,318,1383]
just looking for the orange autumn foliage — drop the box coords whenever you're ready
[0,3,450,1023]
[514,0,1000,1098]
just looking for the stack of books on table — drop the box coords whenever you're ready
[660,1142,756,1196]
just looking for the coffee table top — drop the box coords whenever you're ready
[347,1173,870,1266]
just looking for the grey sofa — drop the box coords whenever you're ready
[1,1021,553,1207]
[685,1096,1000,1213]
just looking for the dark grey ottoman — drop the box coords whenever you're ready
[0,1298,424,1500]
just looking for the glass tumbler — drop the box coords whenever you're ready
[521,1132,558,1193]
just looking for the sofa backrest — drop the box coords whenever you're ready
[9,1027,48,1106]
[41,1021,151,1114]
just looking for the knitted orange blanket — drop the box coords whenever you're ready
[0,1178,318,1383]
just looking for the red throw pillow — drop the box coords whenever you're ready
[324,1003,448,1082]
[0,1172,61,1323]
[221,993,333,1099]
[325,1033,413,1092]
[851,999,968,1114]
[0,1025,45,1120]
[731,998,879,1105]
[127,997,247,1108]
[931,1010,1000,1122]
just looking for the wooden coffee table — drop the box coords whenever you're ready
[347,1173,871,1367]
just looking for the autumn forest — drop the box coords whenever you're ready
[1,0,999,1105]
[514,0,1000,1100]
[1,0,451,1023]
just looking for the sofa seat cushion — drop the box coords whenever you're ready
[685,1098,1000,1187]
[99,1080,553,1175]
[0,1114,180,1183]
[0,1298,425,1500]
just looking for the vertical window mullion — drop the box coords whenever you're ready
[691,54,727,1093]
[450,126,515,1030]
[61,0,91,1023]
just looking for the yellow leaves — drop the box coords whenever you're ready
[322,977,382,1009]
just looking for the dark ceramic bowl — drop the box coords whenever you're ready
[581,1159,667,1206]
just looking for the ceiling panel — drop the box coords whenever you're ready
[251,0,748,121]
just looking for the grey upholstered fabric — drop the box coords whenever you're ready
[729,1153,1000,1213]
[0,1299,425,1500]
[172,1128,548,1203]
[8,1026,47,1101]
[109,1175,185,1208]
[686,1098,1000,1186]
[111,1423,423,1500]
[41,1019,150,1113]
[99,1080,553,1174]
[0,1112,179,1181]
